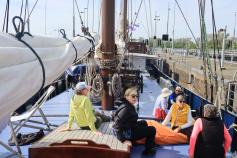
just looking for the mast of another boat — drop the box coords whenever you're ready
[73,0,75,37]
[123,0,128,43]
[101,0,116,110]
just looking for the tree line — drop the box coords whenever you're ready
[135,34,237,49]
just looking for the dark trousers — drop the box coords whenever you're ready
[172,125,193,141]
[129,120,156,151]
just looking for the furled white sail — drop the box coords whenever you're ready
[0,32,100,121]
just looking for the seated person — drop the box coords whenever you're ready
[112,87,159,157]
[153,88,172,116]
[167,86,181,110]
[162,95,193,141]
[189,104,232,158]
[60,82,114,136]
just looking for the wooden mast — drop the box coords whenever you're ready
[123,0,127,42]
[101,0,115,110]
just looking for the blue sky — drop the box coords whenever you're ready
[0,0,236,41]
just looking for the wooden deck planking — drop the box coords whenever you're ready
[91,122,105,143]
[31,121,128,151]
[39,122,76,147]
[32,122,67,147]
[95,121,109,144]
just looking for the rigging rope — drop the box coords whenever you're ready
[149,0,153,39]
[198,0,208,100]
[144,1,150,39]
[76,34,95,52]
[137,16,149,37]
[2,0,10,32]
[12,16,45,94]
[210,0,225,92]
[175,0,199,47]
[129,0,143,40]
[92,0,94,32]
[74,0,84,26]
[60,29,78,64]
[202,19,214,103]
[228,123,237,132]
[24,0,39,27]
[98,0,102,34]
[87,0,90,28]
[18,0,24,31]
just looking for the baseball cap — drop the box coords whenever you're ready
[75,82,92,90]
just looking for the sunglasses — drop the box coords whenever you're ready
[176,90,181,92]
[130,94,139,98]
[179,101,185,103]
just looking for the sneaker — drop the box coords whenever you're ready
[141,148,156,157]
[153,143,161,149]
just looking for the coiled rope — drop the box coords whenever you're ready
[12,16,45,93]
[91,74,103,102]
[111,73,123,98]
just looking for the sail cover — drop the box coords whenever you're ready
[0,32,99,121]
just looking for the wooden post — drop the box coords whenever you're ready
[101,0,115,110]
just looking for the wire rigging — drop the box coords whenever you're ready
[198,0,208,101]
[87,0,89,28]
[149,0,153,39]
[175,0,199,47]
[74,0,84,26]
[24,0,39,27]
[92,0,94,32]
[210,0,225,85]
[210,0,218,94]
[144,1,150,39]
[2,0,10,32]
[129,0,143,39]
[137,16,149,38]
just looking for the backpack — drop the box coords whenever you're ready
[155,108,166,121]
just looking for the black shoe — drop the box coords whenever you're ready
[153,143,161,149]
[141,148,156,157]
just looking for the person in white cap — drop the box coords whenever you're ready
[153,88,172,116]
[59,82,114,136]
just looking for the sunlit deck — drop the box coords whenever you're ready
[0,74,233,158]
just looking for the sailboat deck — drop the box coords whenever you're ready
[0,74,233,158]
[30,121,128,151]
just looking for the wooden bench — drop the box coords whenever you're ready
[29,121,130,158]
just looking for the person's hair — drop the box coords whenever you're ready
[204,104,217,118]
[176,86,181,91]
[124,87,137,98]
[75,89,83,95]
[176,95,185,102]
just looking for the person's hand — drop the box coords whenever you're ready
[174,127,181,133]
[93,131,103,136]
[124,140,132,147]
[59,128,69,132]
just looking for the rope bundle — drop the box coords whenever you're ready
[91,74,103,102]
[111,73,123,98]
